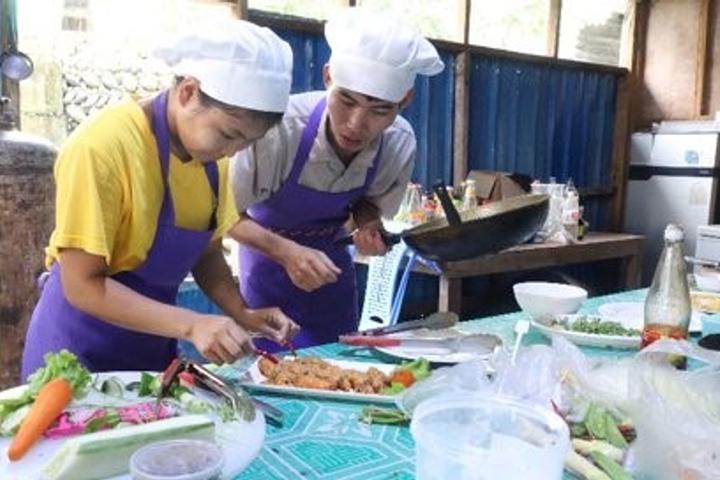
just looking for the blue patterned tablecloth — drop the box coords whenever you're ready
[224,289,688,480]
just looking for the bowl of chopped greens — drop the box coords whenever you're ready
[531,314,642,350]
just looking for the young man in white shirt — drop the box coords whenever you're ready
[229,8,444,350]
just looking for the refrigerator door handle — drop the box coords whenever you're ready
[628,165,720,181]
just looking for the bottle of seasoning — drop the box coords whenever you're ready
[642,224,691,368]
[562,178,580,242]
[577,207,588,241]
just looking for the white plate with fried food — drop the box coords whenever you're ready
[237,357,400,404]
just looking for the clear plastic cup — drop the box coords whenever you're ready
[129,439,224,480]
[410,394,570,480]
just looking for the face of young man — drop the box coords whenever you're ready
[325,87,400,159]
[323,65,413,160]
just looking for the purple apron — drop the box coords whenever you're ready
[21,92,219,379]
[239,98,382,352]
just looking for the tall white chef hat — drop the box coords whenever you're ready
[154,19,293,113]
[325,8,444,103]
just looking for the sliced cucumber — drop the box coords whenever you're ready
[42,414,214,480]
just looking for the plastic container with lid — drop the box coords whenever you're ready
[410,394,570,480]
[129,439,224,480]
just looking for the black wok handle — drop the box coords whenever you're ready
[433,180,462,226]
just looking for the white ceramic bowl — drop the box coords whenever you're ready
[513,282,587,320]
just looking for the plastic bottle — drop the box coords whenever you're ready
[407,184,425,225]
[421,191,437,220]
[562,178,580,242]
[642,224,691,368]
[394,183,413,223]
[461,179,478,211]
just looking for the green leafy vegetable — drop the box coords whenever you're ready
[0,350,92,428]
[84,410,121,433]
[604,415,629,448]
[26,350,92,398]
[590,451,633,480]
[359,406,409,425]
[383,382,407,395]
[553,316,641,337]
[137,372,159,397]
[400,358,431,381]
[585,404,609,440]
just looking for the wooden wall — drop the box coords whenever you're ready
[635,0,716,126]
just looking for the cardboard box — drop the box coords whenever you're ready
[466,170,528,202]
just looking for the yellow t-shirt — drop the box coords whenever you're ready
[46,98,239,274]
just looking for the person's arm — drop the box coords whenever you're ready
[351,133,416,256]
[350,199,387,256]
[58,248,253,365]
[190,238,300,342]
[228,217,341,292]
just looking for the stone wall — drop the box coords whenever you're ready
[60,46,170,133]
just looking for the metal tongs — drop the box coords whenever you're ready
[349,311,459,337]
[157,357,283,425]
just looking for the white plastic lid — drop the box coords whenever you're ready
[664,224,685,243]
[129,439,224,480]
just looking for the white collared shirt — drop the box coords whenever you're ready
[230,91,416,218]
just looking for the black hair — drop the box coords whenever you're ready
[174,76,283,126]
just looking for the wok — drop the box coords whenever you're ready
[339,183,549,262]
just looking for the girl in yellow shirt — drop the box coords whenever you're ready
[22,20,299,377]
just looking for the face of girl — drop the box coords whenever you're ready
[173,80,274,161]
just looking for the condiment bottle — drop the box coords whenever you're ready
[642,224,691,368]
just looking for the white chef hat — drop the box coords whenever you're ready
[325,8,444,103]
[154,19,293,113]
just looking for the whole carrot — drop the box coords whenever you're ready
[8,377,73,461]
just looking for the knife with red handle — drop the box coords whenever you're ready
[339,335,405,347]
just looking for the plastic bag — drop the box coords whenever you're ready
[623,340,720,480]
[398,334,720,480]
[396,343,566,415]
[547,337,720,480]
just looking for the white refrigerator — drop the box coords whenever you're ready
[624,123,720,285]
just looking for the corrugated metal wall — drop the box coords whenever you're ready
[272,27,456,187]
[468,56,619,230]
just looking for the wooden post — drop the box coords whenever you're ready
[546,0,562,58]
[695,0,711,117]
[609,0,651,231]
[0,0,20,123]
[461,0,471,45]
[609,74,631,232]
[439,277,463,314]
[453,51,470,187]
[451,0,471,187]
[235,0,248,19]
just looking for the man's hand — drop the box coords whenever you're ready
[187,314,256,365]
[353,224,389,256]
[239,307,301,344]
[281,242,342,292]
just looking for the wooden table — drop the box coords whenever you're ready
[355,232,644,313]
